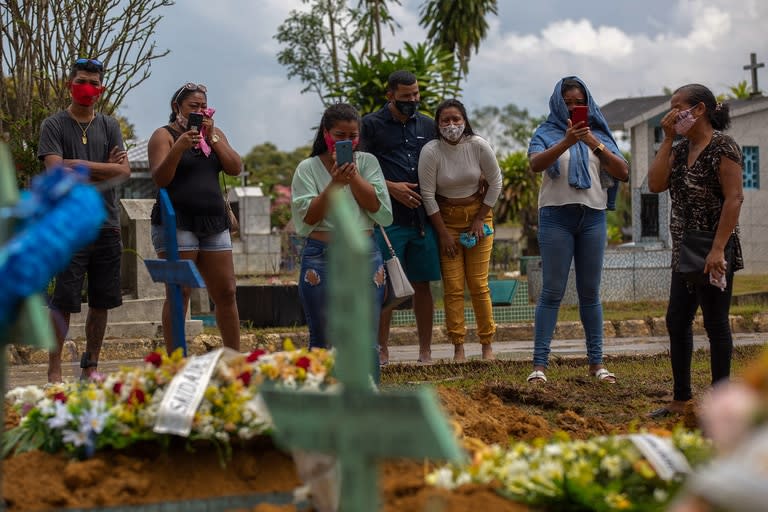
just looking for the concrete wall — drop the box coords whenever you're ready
[527,247,672,305]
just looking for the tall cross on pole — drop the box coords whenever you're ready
[261,190,465,511]
[0,143,55,511]
[143,189,205,356]
[744,52,765,97]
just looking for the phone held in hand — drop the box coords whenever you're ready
[570,105,588,126]
[335,140,353,165]
[188,112,204,132]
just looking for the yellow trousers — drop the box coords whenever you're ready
[438,200,495,345]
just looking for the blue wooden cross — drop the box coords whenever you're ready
[143,189,205,356]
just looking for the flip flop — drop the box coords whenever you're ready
[593,368,616,383]
[647,407,681,419]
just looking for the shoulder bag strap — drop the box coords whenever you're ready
[378,225,396,259]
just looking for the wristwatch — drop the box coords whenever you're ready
[211,133,221,145]
[592,143,605,156]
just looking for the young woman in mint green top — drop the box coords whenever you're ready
[291,103,392,366]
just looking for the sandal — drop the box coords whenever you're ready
[526,370,547,383]
[593,368,616,383]
[647,407,679,419]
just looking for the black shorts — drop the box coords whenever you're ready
[50,228,123,313]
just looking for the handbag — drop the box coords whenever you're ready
[379,225,415,310]
[220,175,239,237]
[678,229,731,285]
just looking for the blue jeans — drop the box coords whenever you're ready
[298,238,386,374]
[533,205,607,367]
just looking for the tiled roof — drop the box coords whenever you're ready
[126,139,149,170]
[600,96,669,130]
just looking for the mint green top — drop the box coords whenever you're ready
[291,151,393,237]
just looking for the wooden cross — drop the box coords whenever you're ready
[0,143,55,509]
[261,190,465,511]
[143,189,205,356]
[743,52,765,97]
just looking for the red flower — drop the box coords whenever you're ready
[237,371,252,386]
[246,349,266,362]
[144,351,163,367]
[295,356,311,370]
[113,382,123,395]
[53,392,67,403]
[129,388,146,405]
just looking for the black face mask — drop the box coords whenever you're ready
[394,100,419,118]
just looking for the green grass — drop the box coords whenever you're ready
[556,273,768,323]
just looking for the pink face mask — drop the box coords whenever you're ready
[674,106,697,136]
[323,131,359,152]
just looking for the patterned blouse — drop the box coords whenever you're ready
[669,131,743,272]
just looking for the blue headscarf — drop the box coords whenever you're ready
[528,76,623,210]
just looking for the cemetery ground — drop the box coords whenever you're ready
[4,344,766,511]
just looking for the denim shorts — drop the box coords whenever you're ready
[50,228,123,313]
[151,224,232,254]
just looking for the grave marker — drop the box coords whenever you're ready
[143,189,205,356]
[261,190,465,511]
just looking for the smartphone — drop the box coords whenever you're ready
[188,112,204,132]
[570,105,588,126]
[335,140,354,165]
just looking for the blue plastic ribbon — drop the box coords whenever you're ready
[0,165,105,328]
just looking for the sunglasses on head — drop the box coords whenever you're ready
[174,82,208,104]
[75,58,104,71]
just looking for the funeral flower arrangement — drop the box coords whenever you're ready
[427,427,713,512]
[3,342,335,458]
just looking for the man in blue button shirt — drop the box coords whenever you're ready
[361,70,440,364]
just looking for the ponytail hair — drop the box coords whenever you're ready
[674,83,731,131]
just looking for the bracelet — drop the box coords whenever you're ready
[592,143,606,156]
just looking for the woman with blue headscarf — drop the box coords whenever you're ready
[526,76,629,384]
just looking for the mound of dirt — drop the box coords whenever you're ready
[1,380,679,511]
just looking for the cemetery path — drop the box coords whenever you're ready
[6,332,765,389]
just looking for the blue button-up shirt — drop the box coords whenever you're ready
[360,104,436,227]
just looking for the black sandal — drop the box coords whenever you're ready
[79,351,98,380]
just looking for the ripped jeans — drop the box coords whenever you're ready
[298,237,386,352]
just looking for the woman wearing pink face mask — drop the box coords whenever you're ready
[291,103,392,372]
[648,83,744,418]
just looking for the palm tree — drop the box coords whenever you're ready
[354,0,401,59]
[418,0,498,82]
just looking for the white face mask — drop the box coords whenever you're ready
[176,112,188,129]
[440,124,465,142]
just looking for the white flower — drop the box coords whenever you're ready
[426,467,456,489]
[62,428,89,447]
[654,488,669,502]
[600,455,623,478]
[46,401,74,429]
[79,399,108,434]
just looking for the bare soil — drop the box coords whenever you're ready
[4,346,762,511]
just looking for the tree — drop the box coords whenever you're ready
[726,80,750,100]
[0,0,172,185]
[418,0,498,82]
[495,151,540,255]
[274,0,361,105]
[353,0,400,59]
[472,103,545,154]
[337,42,461,115]
[242,142,311,191]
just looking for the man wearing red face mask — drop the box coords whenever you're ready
[38,58,130,383]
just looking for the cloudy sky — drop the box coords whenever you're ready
[119,0,766,154]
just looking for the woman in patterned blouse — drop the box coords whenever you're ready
[648,83,744,418]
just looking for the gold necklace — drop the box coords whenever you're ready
[69,108,95,144]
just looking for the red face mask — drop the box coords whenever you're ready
[70,82,104,106]
[323,131,359,152]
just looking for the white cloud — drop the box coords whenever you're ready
[541,19,634,59]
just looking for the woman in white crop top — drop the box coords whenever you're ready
[418,99,503,361]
